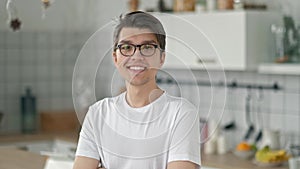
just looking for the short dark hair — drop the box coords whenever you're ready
[113,11,166,51]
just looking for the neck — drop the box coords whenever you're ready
[125,81,164,108]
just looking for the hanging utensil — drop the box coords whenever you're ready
[243,86,255,141]
[221,86,237,151]
[254,86,264,144]
[223,85,237,131]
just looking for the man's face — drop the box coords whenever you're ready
[113,27,165,86]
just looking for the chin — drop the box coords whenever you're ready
[127,78,150,86]
[129,81,148,86]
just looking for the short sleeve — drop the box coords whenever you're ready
[168,106,201,167]
[75,106,100,160]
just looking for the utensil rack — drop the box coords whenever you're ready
[156,78,281,91]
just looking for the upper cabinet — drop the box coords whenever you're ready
[155,11,281,70]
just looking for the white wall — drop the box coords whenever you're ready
[280,0,300,25]
[0,0,299,32]
[265,0,300,25]
[0,0,127,31]
[0,0,299,143]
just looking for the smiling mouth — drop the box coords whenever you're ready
[128,66,146,71]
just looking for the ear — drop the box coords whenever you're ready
[112,51,118,66]
[159,51,165,67]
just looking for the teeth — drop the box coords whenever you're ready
[129,66,145,70]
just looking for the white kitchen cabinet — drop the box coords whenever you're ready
[155,11,281,70]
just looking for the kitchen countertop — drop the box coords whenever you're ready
[0,149,289,169]
[202,152,288,169]
[0,132,79,143]
[0,133,289,169]
[0,132,78,169]
[0,147,47,169]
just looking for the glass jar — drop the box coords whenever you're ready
[271,24,287,63]
[217,0,233,10]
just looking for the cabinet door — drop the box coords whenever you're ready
[156,12,280,70]
[157,13,220,70]
[185,13,246,70]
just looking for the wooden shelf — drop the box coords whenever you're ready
[258,63,300,75]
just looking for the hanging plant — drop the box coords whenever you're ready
[42,0,51,9]
[41,0,55,19]
[6,0,21,31]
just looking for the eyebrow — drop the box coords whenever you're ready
[119,40,157,44]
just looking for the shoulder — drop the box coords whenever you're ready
[87,93,124,117]
[164,93,196,112]
[163,93,198,123]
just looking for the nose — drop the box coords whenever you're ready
[130,48,144,60]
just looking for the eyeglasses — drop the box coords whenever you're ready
[115,44,162,57]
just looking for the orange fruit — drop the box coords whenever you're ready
[236,142,251,151]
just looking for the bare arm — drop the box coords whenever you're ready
[167,161,199,169]
[73,156,100,169]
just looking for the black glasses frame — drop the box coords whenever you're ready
[115,43,162,57]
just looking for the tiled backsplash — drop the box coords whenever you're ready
[0,31,88,133]
[0,31,299,148]
[158,69,300,148]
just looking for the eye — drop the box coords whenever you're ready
[141,44,155,50]
[120,44,133,51]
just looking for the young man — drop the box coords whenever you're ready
[73,11,201,169]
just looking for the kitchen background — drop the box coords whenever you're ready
[0,0,299,150]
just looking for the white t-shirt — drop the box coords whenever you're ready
[76,92,201,169]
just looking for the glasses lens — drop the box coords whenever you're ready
[120,44,135,56]
[140,44,156,56]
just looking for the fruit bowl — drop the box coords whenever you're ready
[234,150,256,159]
[254,146,290,166]
[234,142,256,159]
[253,159,286,167]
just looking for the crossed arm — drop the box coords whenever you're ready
[73,156,199,169]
